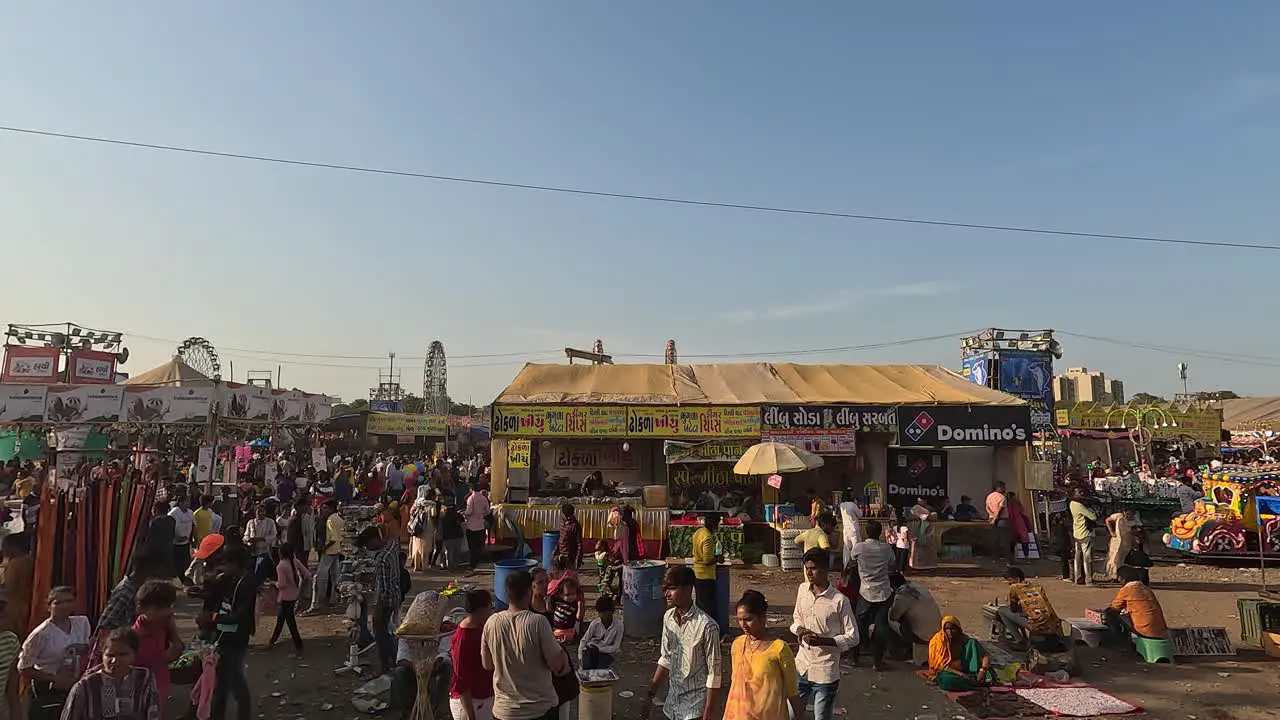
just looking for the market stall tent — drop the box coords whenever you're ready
[1218,397,1280,431]
[495,362,1028,406]
[120,357,214,387]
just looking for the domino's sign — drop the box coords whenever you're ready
[897,404,1033,447]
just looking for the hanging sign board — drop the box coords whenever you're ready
[507,439,532,469]
[44,385,125,424]
[1024,461,1054,491]
[67,349,116,385]
[1,346,60,384]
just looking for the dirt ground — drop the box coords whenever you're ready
[169,555,1280,720]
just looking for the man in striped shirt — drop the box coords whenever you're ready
[647,566,722,720]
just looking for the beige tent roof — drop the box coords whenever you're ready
[494,362,1026,406]
[1218,397,1280,431]
[121,356,214,387]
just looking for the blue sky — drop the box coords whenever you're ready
[3,2,1280,404]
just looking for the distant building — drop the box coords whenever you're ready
[1053,367,1125,404]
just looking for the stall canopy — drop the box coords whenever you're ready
[495,362,1026,406]
[1218,397,1280,431]
[120,357,214,387]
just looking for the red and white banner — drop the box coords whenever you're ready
[68,349,117,385]
[1,346,60,384]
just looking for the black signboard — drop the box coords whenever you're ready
[896,404,1033,447]
[886,448,949,508]
[760,405,897,433]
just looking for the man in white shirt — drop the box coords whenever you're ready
[852,519,896,671]
[243,503,278,548]
[463,482,491,571]
[169,496,195,586]
[791,548,859,720]
[837,491,863,567]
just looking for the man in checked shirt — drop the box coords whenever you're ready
[647,565,722,720]
[357,526,405,674]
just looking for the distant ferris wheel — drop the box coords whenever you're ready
[423,341,448,415]
[177,337,221,379]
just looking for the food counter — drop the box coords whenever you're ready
[667,519,747,560]
[495,503,668,557]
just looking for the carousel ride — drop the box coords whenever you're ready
[1164,463,1280,557]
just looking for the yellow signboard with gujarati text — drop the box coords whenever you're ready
[490,405,627,437]
[365,412,447,437]
[507,439,531,469]
[1056,403,1222,446]
[627,406,760,438]
[490,404,760,438]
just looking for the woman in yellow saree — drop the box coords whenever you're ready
[927,615,992,691]
[724,590,805,720]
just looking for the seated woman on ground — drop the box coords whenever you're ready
[927,616,992,691]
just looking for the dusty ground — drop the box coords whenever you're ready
[168,554,1280,720]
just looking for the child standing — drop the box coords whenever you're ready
[549,577,585,644]
[579,596,623,669]
[270,543,311,655]
[893,521,911,572]
[131,580,184,704]
[548,555,578,597]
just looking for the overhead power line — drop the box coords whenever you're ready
[4,125,1278,253]
[119,328,970,368]
[1056,331,1280,369]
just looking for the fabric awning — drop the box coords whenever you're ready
[494,362,1026,406]
[1218,397,1280,431]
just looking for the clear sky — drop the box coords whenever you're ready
[3,2,1280,404]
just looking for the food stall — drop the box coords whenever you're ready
[486,362,1033,564]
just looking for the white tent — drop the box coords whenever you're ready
[120,356,214,387]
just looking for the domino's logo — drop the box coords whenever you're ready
[904,411,935,442]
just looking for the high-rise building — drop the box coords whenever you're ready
[1053,367,1126,404]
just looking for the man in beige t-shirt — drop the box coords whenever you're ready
[482,569,568,720]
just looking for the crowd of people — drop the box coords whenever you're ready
[0,447,1194,720]
[0,447,498,720]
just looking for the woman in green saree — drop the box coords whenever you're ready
[927,615,993,691]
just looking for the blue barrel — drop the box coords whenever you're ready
[493,558,540,610]
[540,527,560,566]
[623,560,668,638]
[714,564,731,634]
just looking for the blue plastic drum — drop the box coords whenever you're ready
[622,560,669,638]
[542,531,561,570]
[493,558,540,610]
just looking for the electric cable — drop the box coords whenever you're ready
[4,124,1278,252]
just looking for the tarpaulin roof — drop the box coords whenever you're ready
[494,362,1026,406]
[120,356,214,387]
[1218,397,1280,431]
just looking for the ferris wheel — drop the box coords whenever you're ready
[423,341,448,415]
[177,337,222,380]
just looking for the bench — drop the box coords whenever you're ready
[1064,618,1108,648]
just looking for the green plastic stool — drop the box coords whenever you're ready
[1132,635,1175,664]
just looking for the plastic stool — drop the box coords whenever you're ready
[1132,635,1175,664]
